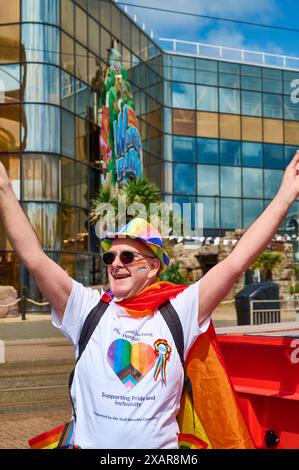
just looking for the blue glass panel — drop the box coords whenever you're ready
[263,93,282,118]
[242,168,263,198]
[197,138,219,164]
[220,140,241,165]
[219,73,240,88]
[62,109,75,158]
[173,136,196,163]
[264,169,283,198]
[172,82,195,110]
[243,199,263,228]
[284,95,299,120]
[242,142,263,167]
[21,23,60,65]
[22,104,60,153]
[196,85,218,112]
[241,76,262,91]
[24,64,60,104]
[220,198,242,229]
[263,78,282,94]
[197,196,219,228]
[196,59,217,72]
[197,165,219,196]
[285,146,298,166]
[242,91,262,116]
[75,82,90,119]
[219,88,240,113]
[173,163,196,194]
[264,144,284,169]
[196,70,218,86]
[172,56,195,82]
[173,196,196,231]
[220,167,241,197]
[61,71,75,112]
[22,0,59,24]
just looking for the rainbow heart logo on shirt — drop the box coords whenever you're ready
[107,339,156,390]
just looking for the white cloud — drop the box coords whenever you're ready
[117,0,280,38]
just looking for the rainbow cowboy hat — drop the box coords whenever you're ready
[100,217,170,274]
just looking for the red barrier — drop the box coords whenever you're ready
[217,324,299,449]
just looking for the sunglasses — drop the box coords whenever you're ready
[102,250,155,266]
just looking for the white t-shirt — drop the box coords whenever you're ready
[52,279,210,449]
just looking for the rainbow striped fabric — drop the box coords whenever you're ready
[28,420,75,449]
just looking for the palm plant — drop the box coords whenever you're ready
[250,251,284,281]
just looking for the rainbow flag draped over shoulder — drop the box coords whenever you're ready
[177,322,254,449]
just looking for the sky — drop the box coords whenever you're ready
[117,0,299,59]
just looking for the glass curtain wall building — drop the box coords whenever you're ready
[0,0,299,307]
[0,0,163,307]
[163,54,299,237]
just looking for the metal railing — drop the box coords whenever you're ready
[249,297,299,325]
[159,37,299,71]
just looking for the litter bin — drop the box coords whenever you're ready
[235,282,280,325]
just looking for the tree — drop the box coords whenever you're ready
[250,251,284,281]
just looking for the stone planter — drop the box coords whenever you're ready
[0,286,19,318]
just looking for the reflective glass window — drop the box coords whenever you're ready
[62,109,75,158]
[242,168,263,198]
[21,24,59,65]
[99,0,111,30]
[22,154,59,201]
[196,70,218,86]
[262,68,282,94]
[219,73,240,88]
[242,91,262,116]
[0,0,19,23]
[220,140,241,166]
[0,25,20,64]
[197,111,219,138]
[173,163,196,194]
[22,0,59,24]
[0,64,20,104]
[172,82,195,110]
[131,24,140,57]
[263,143,284,169]
[76,116,88,161]
[75,43,88,84]
[263,118,283,144]
[263,93,282,118]
[173,196,196,232]
[172,109,195,136]
[284,95,299,120]
[75,82,90,119]
[24,202,60,250]
[140,35,148,62]
[89,123,99,163]
[242,142,263,167]
[75,5,87,46]
[76,162,88,208]
[284,121,299,146]
[88,53,101,89]
[22,104,60,153]
[197,138,218,164]
[243,199,264,228]
[285,146,298,166]
[61,0,74,36]
[197,196,219,228]
[61,71,75,112]
[121,16,131,50]
[220,167,241,197]
[196,85,218,112]
[88,17,100,56]
[23,64,60,104]
[100,27,110,64]
[220,198,242,229]
[219,88,240,114]
[198,165,219,196]
[111,3,121,40]
[219,114,240,140]
[0,104,20,151]
[172,56,195,82]
[241,76,262,91]
[264,169,283,198]
[241,116,263,142]
[173,136,196,162]
[283,70,299,95]
[0,155,20,198]
[61,32,74,75]
[61,157,76,205]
